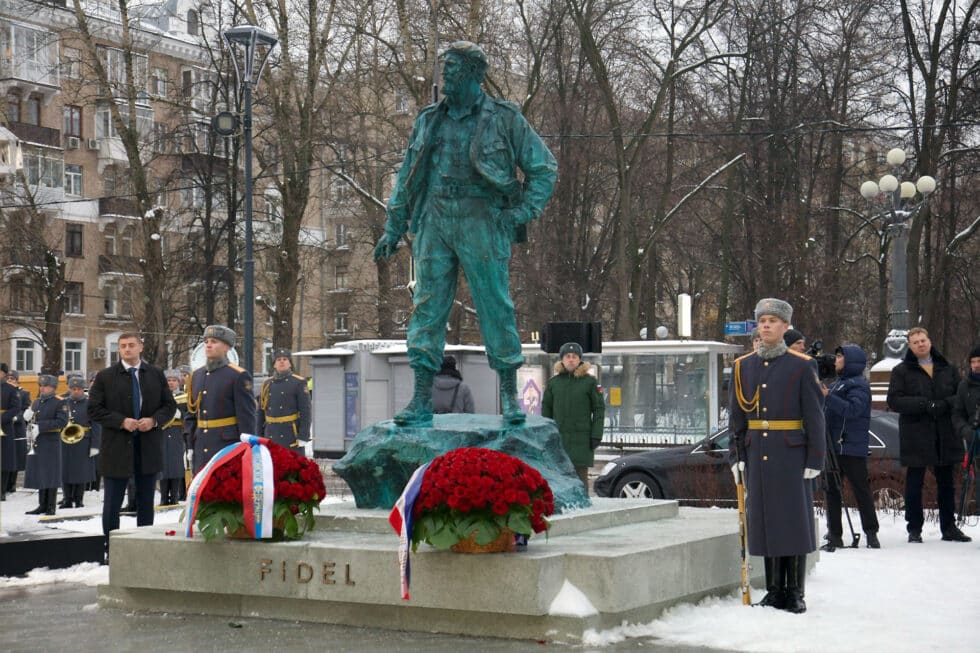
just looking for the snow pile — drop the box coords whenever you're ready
[548,579,598,617]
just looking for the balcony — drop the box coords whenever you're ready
[99,196,140,219]
[0,21,60,101]
[7,122,60,148]
[98,253,143,276]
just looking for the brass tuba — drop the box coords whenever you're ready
[61,419,85,444]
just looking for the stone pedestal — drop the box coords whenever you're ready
[97,500,790,642]
[333,414,590,512]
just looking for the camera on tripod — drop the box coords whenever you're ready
[806,340,837,380]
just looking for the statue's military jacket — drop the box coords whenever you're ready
[729,349,826,557]
[384,93,557,245]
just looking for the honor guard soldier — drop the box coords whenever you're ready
[59,376,99,508]
[1,363,22,500]
[729,298,825,614]
[258,349,312,454]
[24,374,69,515]
[6,370,31,494]
[184,325,256,473]
[159,370,186,505]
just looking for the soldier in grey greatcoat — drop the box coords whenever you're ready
[24,375,69,515]
[257,349,311,453]
[59,376,99,508]
[184,325,256,473]
[159,370,186,505]
[6,370,31,492]
[729,298,825,614]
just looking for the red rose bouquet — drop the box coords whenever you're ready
[410,447,554,551]
[186,439,326,542]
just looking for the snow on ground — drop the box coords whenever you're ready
[2,486,977,651]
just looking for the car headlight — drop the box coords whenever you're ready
[599,461,618,477]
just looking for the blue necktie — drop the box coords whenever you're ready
[130,367,141,418]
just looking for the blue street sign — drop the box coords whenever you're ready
[725,320,758,336]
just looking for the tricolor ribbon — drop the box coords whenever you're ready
[388,462,430,600]
[185,433,275,539]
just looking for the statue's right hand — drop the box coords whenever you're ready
[374,233,400,260]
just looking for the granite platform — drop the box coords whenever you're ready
[98,499,778,642]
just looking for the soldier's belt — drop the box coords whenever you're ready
[266,413,299,424]
[198,417,238,429]
[748,419,803,430]
[164,419,184,429]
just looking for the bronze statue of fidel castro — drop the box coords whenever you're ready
[374,41,558,426]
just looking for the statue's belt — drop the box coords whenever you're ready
[427,180,499,199]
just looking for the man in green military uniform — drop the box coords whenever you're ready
[542,342,605,490]
[374,41,557,426]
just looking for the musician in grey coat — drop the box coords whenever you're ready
[59,376,99,509]
[24,375,69,515]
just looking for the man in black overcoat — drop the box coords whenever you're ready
[89,332,176,554]
[1,364,22,500]
[887,326,970,543]
[730,298,825,614]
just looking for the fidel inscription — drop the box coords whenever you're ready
[259,558,356,586]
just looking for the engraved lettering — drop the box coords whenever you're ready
[344,563,355,586]
[297,562,314,583]
[322,562,336,584]
[281,560,287,582]
[259,559,273,581]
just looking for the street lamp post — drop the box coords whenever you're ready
[859,147,936,360]
[221,25,279,375]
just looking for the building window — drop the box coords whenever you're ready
[104,285,117,315]
[104,225,116,255]
[25,95,41,126]
[62,47,81,79]
[15,339,36,372]
[187,10,199,36]
[95,102,153,140]
[23,146,63,188]
[395,88,409,114]
[150,67,168,96]
[65,282,83,313]
[395,309,409,332]
[120,226,134,256]
[5,93,20,123]
[10,278,41,313]
[335,265,348,290]
[64,165,83,196]
[335,222,348,248]
[65,224,84,256]
[96,46,148,92]
[64,340,84,374]
[334,312,349,333]
[262,343,273,374]
[109,341,119,366]
[64,105,82,137]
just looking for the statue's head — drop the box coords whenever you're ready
[441,41,488,95]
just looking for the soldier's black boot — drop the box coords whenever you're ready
[44,488,57,515]
[73,484,85,508]
[59,485,73,509]
[498,367,526,424]
[754,556,785,609]
[782,555,807,614]
[393,368,435,427]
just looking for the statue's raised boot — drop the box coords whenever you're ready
[393,368,435,427]
[498,367,526,424]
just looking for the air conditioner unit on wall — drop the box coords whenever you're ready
[92,347,106,359]
[87,138,100,151]
[65,136,80,149]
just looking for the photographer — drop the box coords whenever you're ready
[821,345,880,549]
[951,344,980,465]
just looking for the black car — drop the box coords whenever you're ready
[593,410,903,507]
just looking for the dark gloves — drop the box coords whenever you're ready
[926,400,949,417]
[590,438,602,450]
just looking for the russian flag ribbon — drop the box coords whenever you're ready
[185,434,274,539]
[388,462,430,600]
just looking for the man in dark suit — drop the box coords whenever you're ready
[1,363,22,500]
[89,332,176,555]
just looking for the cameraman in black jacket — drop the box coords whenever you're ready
[951,344,980,462]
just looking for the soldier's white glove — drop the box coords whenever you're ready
[22,407,34,422]
[89,448,99,457]
[298,439,313,458]
[184,450,193,469]
[27,423,39,439]
[803,468,821,479]
[730,461,745,483]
